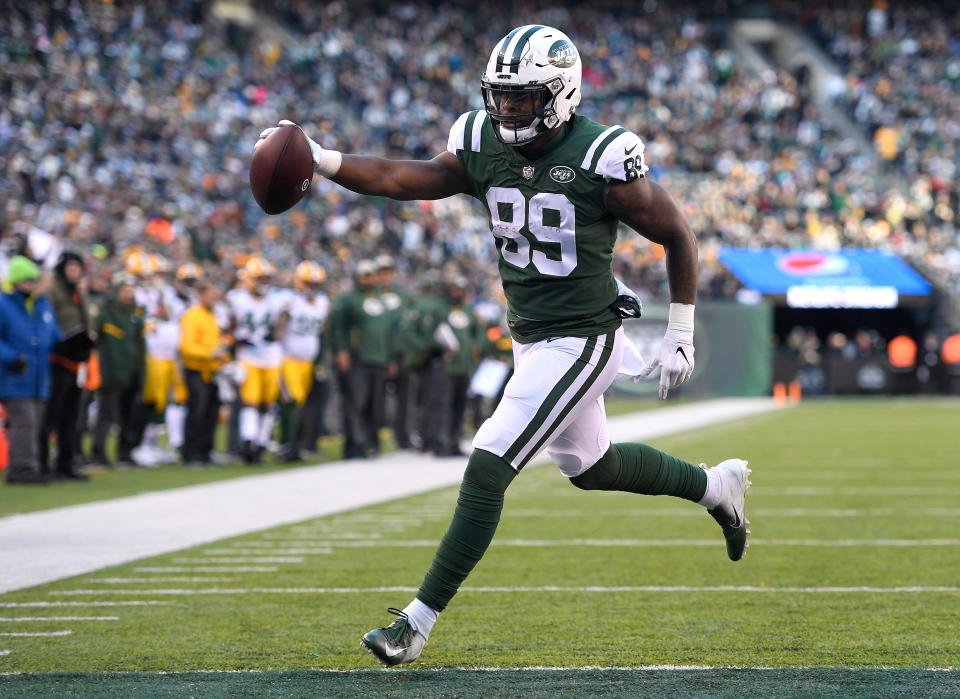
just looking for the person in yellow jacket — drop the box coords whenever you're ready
[179,281,228,465]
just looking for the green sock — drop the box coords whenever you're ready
[570,443,706,502]
[416,449,516,612]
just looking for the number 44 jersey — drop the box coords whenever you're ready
[448,111,649,344]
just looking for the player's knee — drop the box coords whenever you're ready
[569,444,620,491]
[462,449,517,494]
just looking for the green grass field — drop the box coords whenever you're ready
[1,399,958,697]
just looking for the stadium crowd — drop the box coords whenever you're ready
[1,0,958,481]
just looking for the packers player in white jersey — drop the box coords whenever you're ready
[228,257,287,464]
[258,25,750,665]
[139,256,190,462]
[277,261,330,462]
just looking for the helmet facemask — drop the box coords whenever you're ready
[481,79,565,145]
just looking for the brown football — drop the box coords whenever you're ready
[249,124,314,215]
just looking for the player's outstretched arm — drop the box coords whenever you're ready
[256,120,470,201]
[332,152,470,201]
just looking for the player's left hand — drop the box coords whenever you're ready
[611,277,643,319]
[256,120,322,165]
[639,328,695,399]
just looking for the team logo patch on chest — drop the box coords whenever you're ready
[549,165,576,184]
[521,165,535,180]
[362,298,384,316]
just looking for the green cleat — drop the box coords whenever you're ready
[706,458,752,561]
[361,608,426,667]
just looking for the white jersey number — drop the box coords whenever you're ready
[486,187,577,277]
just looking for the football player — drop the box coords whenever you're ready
[258,25,750,665]
[137,255,189,463]
[277,261,330,462]
[228,257,286,464]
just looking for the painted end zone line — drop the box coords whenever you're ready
[49,585,960,596]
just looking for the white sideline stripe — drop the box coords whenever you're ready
[134,567,278,573]
[232,538,960,548]
[89,577,235,584]
[0,631,72,637]
[0,616,118,622]
[0,601,168,608]
[171,557,305,564]
[0,398,775,593]
[48,585,960,596]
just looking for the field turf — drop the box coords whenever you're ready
[1,399,957,697]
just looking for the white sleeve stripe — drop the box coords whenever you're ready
[580,126,622,170]
[595,132,644,175]
[447,112,469,154]
[471,112,486,152]
[595,132,649,180]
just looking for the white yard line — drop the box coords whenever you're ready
[0,398,775,593]
[49,585,960,596]
[133,566,279,573]
[170,557,306,564]
[0,617,118,622]
[0,631,72,637]
[0,601,168,608]
[88,578,235,584]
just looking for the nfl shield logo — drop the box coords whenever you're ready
[522,165,535,180]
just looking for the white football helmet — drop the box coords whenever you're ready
[481,25,582,146]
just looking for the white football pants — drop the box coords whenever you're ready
[473,326,625,477]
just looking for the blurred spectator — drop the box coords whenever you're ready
[0,256,62,485]
[42,251,94,479]
[179,280,227,465]
[91,277,146,467]
[329,259,394,459]
[436,277,480,457]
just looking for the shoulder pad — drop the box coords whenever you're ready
[580,126,649,183]
[447,111,488,155]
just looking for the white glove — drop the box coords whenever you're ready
[638,303,695,399]
[255,120,342,176]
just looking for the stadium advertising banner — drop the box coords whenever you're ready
[717,248,932,308]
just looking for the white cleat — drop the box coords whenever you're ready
[706,459,751,561]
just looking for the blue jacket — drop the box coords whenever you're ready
[0,290,63,400]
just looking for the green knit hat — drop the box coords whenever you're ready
[7,256,39,285]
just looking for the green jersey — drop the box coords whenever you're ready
[447,111,648,343]
[329,287,394,367]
